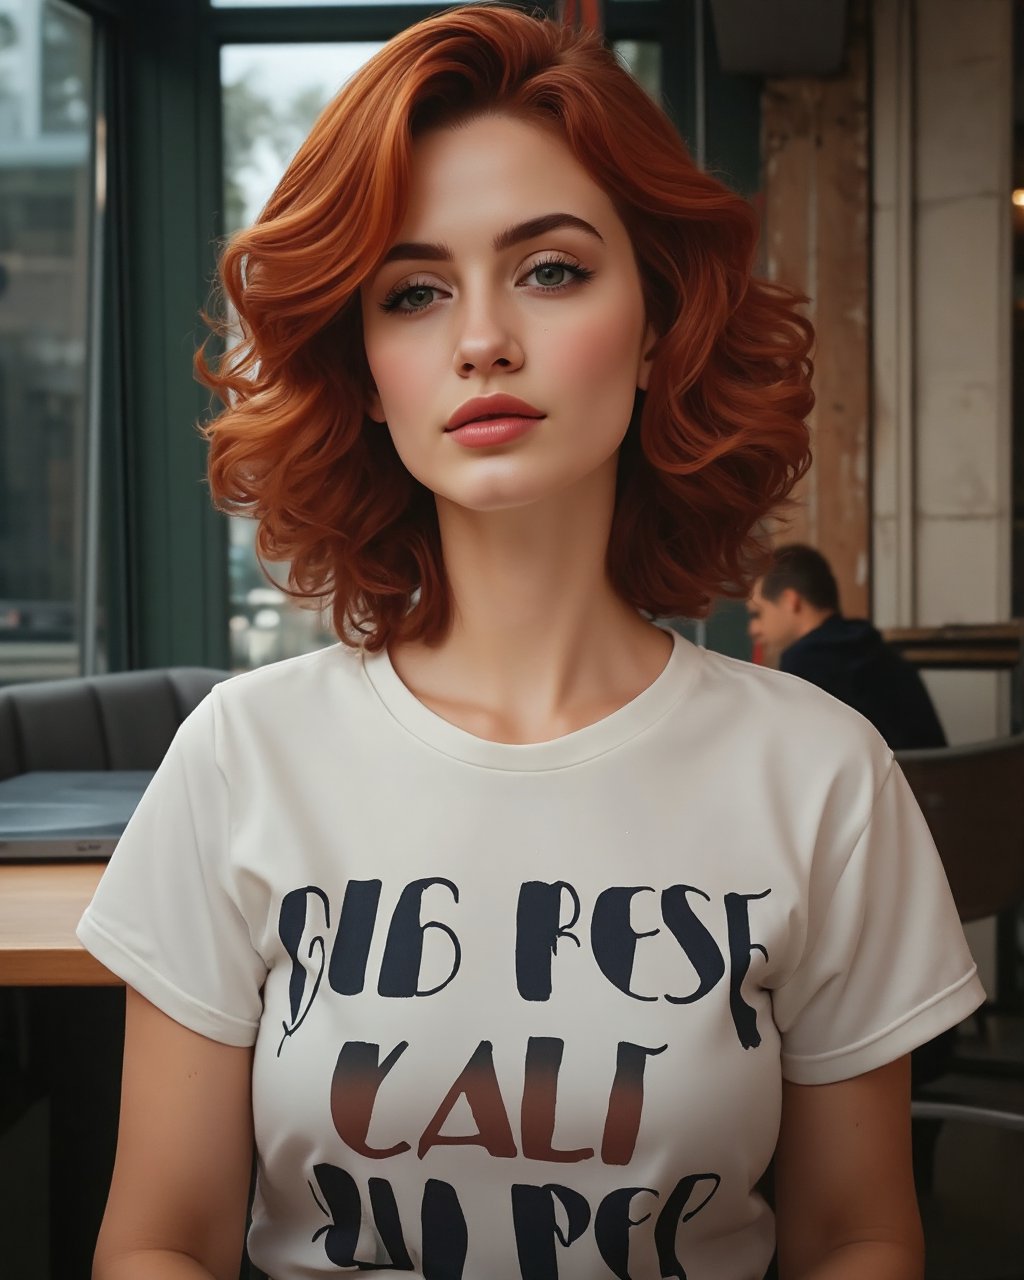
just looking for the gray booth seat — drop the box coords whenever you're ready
[0,667,230,1278]
[0,667,229,782]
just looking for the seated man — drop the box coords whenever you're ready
[747,543,947,750]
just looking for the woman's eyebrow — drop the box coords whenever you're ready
[380,212,605,265]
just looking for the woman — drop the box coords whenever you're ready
[78,7,983,1278]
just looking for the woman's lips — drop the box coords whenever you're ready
[445,416,543,448]
[447,393,544,432]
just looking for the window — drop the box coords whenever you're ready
[221,41,381,668]
[0,0,102,682]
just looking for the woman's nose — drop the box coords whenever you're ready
[451,298,525,377]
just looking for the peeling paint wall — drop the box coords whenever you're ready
[760,0,871,616]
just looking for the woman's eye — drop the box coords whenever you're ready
[532,263,569,288]
[381,284,439,313]
[522,260,593,291]
[402,286,435,310]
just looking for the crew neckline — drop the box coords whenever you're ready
[360,627,701,771]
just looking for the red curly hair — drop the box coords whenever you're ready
[197,3,813,652]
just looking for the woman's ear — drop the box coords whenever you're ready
[637,321,657,391]
[366,385,386,424]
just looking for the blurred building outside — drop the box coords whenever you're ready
[0,0,92,681]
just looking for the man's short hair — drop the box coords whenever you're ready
[760,544,840,613]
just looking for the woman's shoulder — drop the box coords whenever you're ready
[187,643,368,745]
[685,641,893,781]
[216,641,361,700]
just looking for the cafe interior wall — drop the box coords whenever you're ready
[760,0,1015,989]
[760,0,1014,734]
[872,0,1014,749]
[759,0,1015,989]
[872,0,1015,997]
[760,0,872,625]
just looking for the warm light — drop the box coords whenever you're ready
[1013,188,1024,206]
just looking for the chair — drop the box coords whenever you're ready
[0,666,229,781]
[0,667,230,1278]
[896,735,1024,1278]
[896,733,1024,927]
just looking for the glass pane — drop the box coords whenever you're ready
[0,0,94,683]
[222,43,380,227]
[614,39,661,103]
[221,42,381,669]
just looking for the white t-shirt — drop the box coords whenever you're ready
[78,630,984,1280]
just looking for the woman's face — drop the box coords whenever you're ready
[360,112,654,515]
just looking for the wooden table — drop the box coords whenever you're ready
[0,861,123,1273]
[881,620,1024,671]
[0,860,118,986]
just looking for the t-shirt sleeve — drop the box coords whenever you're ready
[76,690,266,1046]
[773,758,986,1085]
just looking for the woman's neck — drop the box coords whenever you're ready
[388,485,673,744]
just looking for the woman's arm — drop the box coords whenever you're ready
[92,988,255,1280]
[774,1056,924,1280]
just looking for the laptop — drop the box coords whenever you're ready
[0,770,154,861]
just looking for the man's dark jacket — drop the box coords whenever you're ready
[780,614,947,750]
